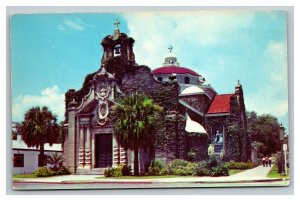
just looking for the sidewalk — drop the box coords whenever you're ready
[13,165,286,184]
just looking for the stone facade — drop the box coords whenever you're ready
[63,22,250,174]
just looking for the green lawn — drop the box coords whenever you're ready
[13,174,38,179]
[229,169,243,176]
[267,165,289,179]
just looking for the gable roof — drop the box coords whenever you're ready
[207,94,233,114]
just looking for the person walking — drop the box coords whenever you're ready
[262,156,266,167]
[268,156,272,167]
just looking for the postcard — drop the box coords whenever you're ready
[11,10,289,190]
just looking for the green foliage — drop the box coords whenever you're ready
[20,106,60,166]
[247,111,282,156]
[168,159,196,176]
[210,166,229,177]
[112,93,162,176]
[195,157,229,177]
[34,167,53,177]
[206,155,220,168]
[34,166,71,177]
[46,153,65,171]
[104,167,114,177]
[223,125,243,162]
[104,165,131,177]
[54,167,71,175]
[120,164,132,176]
[195,161,211,176]
[148,159,164,176]
[159,167,170,175]
[169,159,189,169]
[224,161,255,170]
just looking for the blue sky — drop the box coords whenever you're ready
[11,11,289,132]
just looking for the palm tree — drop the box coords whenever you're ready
[46,152,65,171]
[113,93,163,176]
[20,106,59,166]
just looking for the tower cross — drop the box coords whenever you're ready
[168,45,173,53]
[114,18,120,29]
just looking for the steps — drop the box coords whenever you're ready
[76,168,106,175]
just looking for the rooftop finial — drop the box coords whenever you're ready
[168,45,173,53]
[114,18,120,30]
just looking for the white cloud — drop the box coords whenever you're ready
[12,85,65,123]
[64,19,85,31]
[123,12,288,120]
[245,41,288,118]
[123,11,255,69]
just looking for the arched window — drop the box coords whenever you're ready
[157,77,162,81]
[114,44,121,57]
[211,124,224,154]
[184,76,190,84]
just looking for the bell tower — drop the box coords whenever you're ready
[100,19,135,67]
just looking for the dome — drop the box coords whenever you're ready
[185,113,207,134]
[181,86,205,95]
[153,66,200,76]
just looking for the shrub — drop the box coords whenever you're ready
[168,159,196,176]
[148,159,164,176]
[159,167,170,175]
[224,161,255,170]
[104,165,129,177]
[211,165,229,177]
[148,166,161,176]
[195,161,211,176]
[34,167,53,177]
[173,165,196,176]
[104,167,114,177]
[169,159,188,169]
[207,155,220,168]
[56,166,71,175]
[113,167,122,177]
[120,164,131,176]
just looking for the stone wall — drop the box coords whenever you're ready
[205,91,249,162]
[179,94,211,115]
[186,134,208,161]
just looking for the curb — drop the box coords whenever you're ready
[13,178,286,185]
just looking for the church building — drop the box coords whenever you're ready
[63,20,250,174]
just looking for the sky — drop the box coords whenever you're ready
[10,10,289,133]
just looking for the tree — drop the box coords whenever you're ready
[113,93,163,176]
[247,111,282,156]
[20,106,59,166]
[46,152,65,171]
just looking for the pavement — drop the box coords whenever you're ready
[13,165,288,184]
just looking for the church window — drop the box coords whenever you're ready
[13,154,24,167]
[157,77,162,81]
[114,44,121,57]
[184,76,190,84]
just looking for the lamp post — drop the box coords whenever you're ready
[279,124,286,175]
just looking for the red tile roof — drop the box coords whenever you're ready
[153,66,200,76]
[207,94,233,114]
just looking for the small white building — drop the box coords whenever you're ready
[12,135,63,175]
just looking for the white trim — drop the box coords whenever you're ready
[206,113,230,117]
